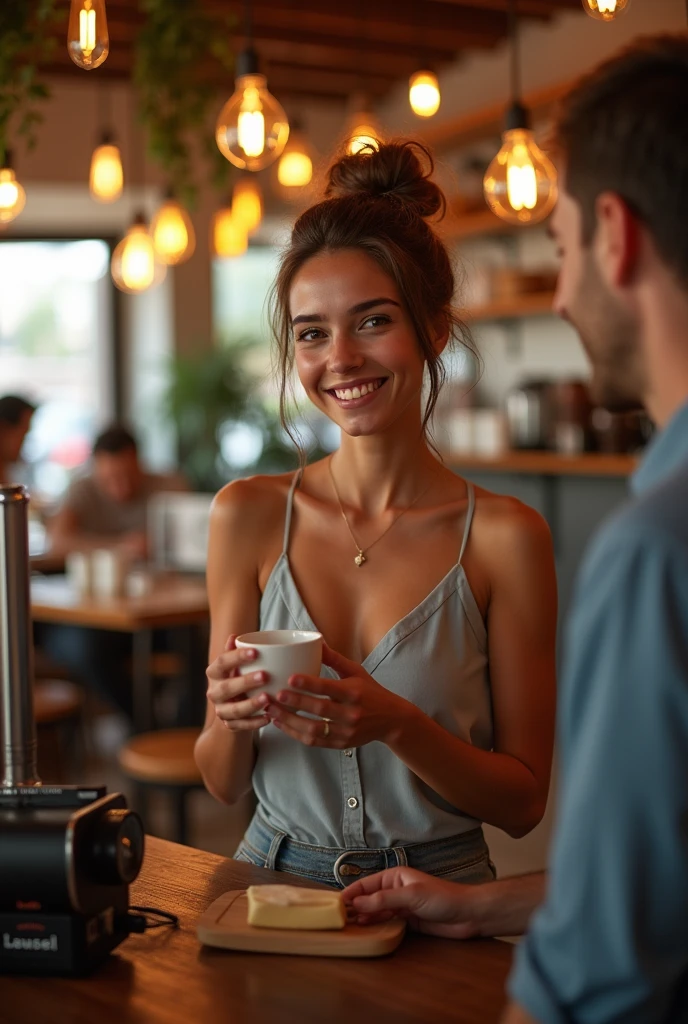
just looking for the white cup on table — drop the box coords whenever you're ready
[66,551,92,597]
[91,548,127,599]
[235,629,323,716]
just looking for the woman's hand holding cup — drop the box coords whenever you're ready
[205,635,272,731]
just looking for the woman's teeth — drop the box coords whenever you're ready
[333,379,383,401]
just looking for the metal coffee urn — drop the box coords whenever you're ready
[0,485,145,976]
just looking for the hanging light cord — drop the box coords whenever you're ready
[244,0,253,47]
[509,0,522,105]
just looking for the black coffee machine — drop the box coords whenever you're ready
[0,485,145,975]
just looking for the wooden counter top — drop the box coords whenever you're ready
[446,451,638,478]
[2,836,513,1024]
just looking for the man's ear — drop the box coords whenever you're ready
[594,191,641,289]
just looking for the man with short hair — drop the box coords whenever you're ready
[0,394,35,486]
[344,35,688,1023]
[48,424,185,560]
[40,424,187,723]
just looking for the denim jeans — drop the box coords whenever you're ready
[234,810,497,889]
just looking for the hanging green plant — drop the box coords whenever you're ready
[0,0,60,163]
[133,0,236,207]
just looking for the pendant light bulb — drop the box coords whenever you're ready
[212,204,248,259]
[216,49,289,171]
[581,0,631,20]
[151,196,196,265]
[483,120,558,226]
[231,177,263,233]
[67,0,109,70]
[278,151,312,187]
[89,135,123,202]
[409,71,441,118]
[0,154,26,225]
[111,214,166,294]
[276,123,314,200]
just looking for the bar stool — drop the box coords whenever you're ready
[117,728,204,846]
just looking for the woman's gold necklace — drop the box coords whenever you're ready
[328,455,433,568]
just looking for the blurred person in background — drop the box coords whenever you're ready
[47,424,186,560]
[0,394,36,486]
[38,423,188,725]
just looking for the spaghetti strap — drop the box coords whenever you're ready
[282,469,304,555]
[457,481,475,566]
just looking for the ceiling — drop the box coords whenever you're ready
[45,0,584,106]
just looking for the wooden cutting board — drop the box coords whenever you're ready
[197,889,406,958]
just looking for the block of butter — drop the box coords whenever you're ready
[246,884,346,931]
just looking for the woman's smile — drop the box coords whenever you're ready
[323,376,389,408]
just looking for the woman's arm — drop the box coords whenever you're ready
[193,478,275,806]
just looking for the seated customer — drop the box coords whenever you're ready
[48,424,186,560]
[39,424,187,724]
[0,394,35,486]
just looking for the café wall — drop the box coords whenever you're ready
[381,0,688,411]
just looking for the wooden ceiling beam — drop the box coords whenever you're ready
[433,0,581,14]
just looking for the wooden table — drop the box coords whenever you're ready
[1,837,513,1024]
[31,575,209,731]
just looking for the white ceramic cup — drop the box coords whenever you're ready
[91,548,127,599]
[235,630,323,711]
[66,551,92,597]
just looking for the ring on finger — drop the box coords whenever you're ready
[322,717,332,739]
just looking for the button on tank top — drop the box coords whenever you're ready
[252,471,493,849]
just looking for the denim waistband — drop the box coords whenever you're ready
[235,811,494,889]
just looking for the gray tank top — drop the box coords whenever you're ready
[252,471,493,849]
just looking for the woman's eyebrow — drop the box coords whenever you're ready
[291,297,400,327]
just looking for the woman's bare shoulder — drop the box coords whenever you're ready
[472,483,552,554]
[211,471,298,534]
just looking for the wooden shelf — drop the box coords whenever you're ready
[446,451,638,478]
[465,292,556,322]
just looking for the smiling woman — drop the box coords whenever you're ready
[195,140,558,891]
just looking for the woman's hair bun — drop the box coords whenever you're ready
[325,139,445,220]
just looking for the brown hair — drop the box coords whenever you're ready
[269,139,473,463]
[555,34,688,283]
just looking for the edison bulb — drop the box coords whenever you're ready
[232,178,263,233]
[409,71,441,118]
[212,206,248,259]
[582,0,631,20]
[89,138,123,202]
[484,129,558,226]
[67,0,109,70]
[0,165,26,224]
[151,198,195,265]
[111,215,166,293]
[216,50,289,172]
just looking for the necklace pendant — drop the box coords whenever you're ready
[354,551,367,567]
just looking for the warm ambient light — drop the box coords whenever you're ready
[212,205,248,258]
[151,197,196,265]
[277,150,312,188]
[231,177,263,233]
[484,126,558,225]
[347,124,380,156]
[111,214,166,293]
[67,0,109,70]
[0,156,26,225]
[409,71,441,118]
[89,136,123,202]
[581,0,631,19]
[216,50,289,171]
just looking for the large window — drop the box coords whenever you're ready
[0,238,115,501]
